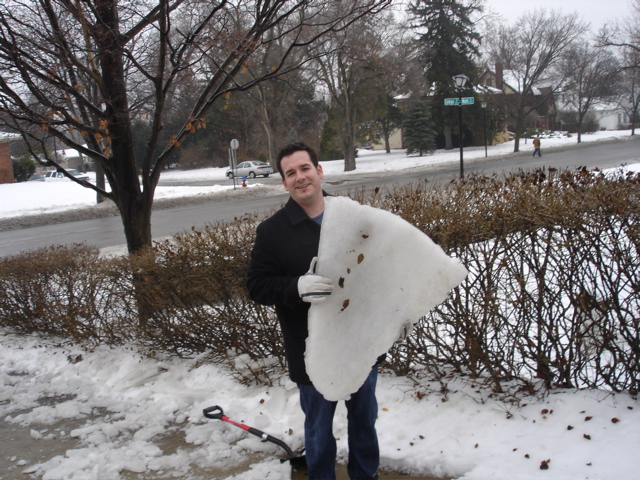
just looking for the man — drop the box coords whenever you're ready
[532,135,542,157]
[246,142,380,480]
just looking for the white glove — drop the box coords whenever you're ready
[298,257,333,304]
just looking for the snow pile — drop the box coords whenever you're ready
[307,196,467,401]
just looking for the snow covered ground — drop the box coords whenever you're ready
[1,331,638,480]
[1,130,639,480]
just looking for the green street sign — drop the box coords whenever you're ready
[444,97,475,106]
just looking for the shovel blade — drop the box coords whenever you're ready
[287,453,307,473]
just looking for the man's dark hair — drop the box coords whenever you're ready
[276,142,318,177]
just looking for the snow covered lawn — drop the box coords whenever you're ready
[1,331,637,480]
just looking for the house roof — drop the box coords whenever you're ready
[502,70,544,95]
[0,132,21,144]
[476,84,503,94]
[58,148,82,158]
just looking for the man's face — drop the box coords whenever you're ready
[280,150,324,208]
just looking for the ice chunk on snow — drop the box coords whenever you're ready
[306,196,467,401]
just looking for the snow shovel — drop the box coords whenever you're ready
[203,405,306,468]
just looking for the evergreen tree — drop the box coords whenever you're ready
[12,155,37,182]
[408,0,483,149]
[404,100,436,156]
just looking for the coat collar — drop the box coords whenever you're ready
[284,191,330,225]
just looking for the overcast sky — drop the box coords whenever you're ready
[483,0,632,31]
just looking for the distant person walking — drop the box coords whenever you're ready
[532,136,542,157]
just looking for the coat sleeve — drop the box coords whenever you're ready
[246,221,302,309]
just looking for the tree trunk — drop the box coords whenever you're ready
[381,120,390,153]
[95,0,152,255]
[342,89,358,172]
[95,161,107,204]
[256,84,277,164]
[105,128,151,256]
[513,97,526,153]
[343,129,356,171]
[577,99,587,143]
[444,125,453,150]
[120,195,153,254]
[260,111,276,165]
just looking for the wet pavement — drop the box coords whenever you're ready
[1,393,448,480]
[1,413,448,480]
[1,415,83,479]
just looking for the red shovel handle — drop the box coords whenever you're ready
[202,405,299,461]
[203,405,253,432]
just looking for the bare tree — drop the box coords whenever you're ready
[368,18,424,153]
[235,28,323,163]
[559,42,621,142]
[487,9,587,152]
[598,0,640,135]
[311,7,392,171]
[0,0,391,254]
[617,48,640,135]
[598,0,640,55]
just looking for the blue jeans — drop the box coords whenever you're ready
[299,367,379,480]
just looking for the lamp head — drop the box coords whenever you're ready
[453,74,469,90]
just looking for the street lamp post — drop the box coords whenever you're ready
[453,74,469,178]
[481,101,487,157]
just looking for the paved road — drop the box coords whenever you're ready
[1,137,638,257]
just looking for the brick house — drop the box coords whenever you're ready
[480,63,558,132]
[0,133,19,184]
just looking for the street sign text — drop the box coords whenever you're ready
[444,97,475,106]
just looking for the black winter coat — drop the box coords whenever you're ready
[246,196,321,384]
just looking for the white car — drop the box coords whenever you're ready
[226,161,274,179]
[44,169,90,181]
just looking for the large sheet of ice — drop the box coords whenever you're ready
[306,196,468,401]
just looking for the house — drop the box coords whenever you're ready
[36,146,92,175]
[371,127,403,150]
[480,63,559,132]
[0,132,20,184]
[370,94,407,151]
[55,147,90,171]
[555,93,628,132]
[556,94,630,132]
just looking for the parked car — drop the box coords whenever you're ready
[27,173,45,182]
[226,161,274,179]
[44,169,89,181]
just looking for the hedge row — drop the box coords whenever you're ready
[1,167,638,393]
